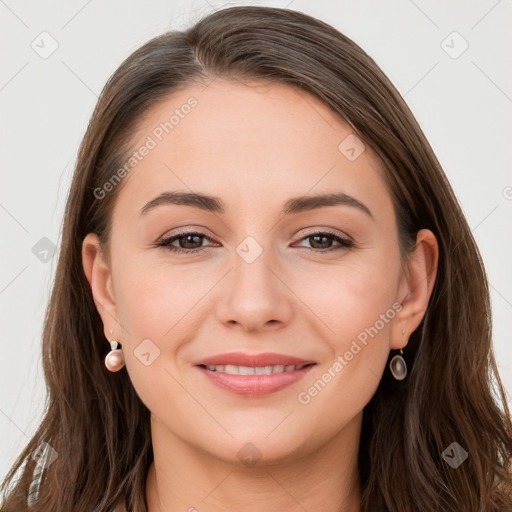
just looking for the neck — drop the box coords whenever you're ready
[145,414,362,512]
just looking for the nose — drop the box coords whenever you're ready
[215,248,294,333]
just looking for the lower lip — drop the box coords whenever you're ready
[196,365,315,397]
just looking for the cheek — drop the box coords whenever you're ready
[112,253,203,336]
[293,255,399,344]
[109,257,193,411]
[293,270,396,434]
[290,251,400,400]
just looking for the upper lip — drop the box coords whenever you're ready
[193,352,316,367]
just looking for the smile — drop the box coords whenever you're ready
[195,362,316,397]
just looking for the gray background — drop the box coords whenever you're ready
[1,0,511,482]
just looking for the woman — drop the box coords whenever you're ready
[1,5,511,512]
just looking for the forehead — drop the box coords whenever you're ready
[113,78,391,219]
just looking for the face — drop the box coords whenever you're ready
[86,78,417,465]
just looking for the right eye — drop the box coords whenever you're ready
[156,231,218,254]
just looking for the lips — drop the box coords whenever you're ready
[193,352,316,397]
[193,352,315,368]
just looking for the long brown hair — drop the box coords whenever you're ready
[2,6,511,511]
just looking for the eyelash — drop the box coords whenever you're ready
[156,230,354,254]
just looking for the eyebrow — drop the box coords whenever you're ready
[140,191,373,219]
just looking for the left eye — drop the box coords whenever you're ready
[156,230,354,254]
[294,232,354,252]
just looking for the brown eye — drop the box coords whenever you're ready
[295,231,354,252]
[156,230,354,255]
[157,231,215,254]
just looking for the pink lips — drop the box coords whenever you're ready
[193,352,315,368]
[193,352,316,397]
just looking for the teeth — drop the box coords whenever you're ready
[204,364,303,374]
[238,365,255,375]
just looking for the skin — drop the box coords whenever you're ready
[82,78,438,512]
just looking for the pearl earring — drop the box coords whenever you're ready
[389,329,407,381]
[105,329,125,372]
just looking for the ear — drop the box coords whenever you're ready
[391,228,439,350]
[82,232,117,340]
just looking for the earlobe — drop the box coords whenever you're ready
[391,229,439,350]
[81,233,117,334]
